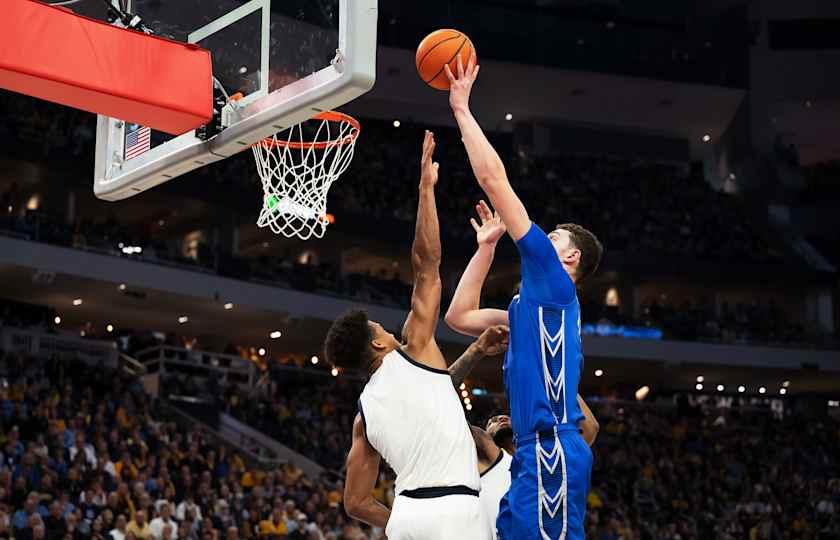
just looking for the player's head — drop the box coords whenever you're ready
[549,224,603,284]
[485,414,514,453]
[324,309,400,374]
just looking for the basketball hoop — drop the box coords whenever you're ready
[252,111,360,240]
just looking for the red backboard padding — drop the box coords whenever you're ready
[0,0,213,136]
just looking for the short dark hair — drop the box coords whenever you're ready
[556,223,603,284]
[323,309,374,370]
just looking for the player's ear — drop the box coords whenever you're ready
[370,338,388,351]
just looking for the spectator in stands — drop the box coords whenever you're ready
[109,513,128,540]
[149,502,177,539]
[126,509,152,539]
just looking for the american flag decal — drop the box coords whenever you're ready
[124,123,151,160]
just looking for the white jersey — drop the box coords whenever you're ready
[479,450,513,539]
[358,348,480,495]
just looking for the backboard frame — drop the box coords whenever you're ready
[93,0,377,201]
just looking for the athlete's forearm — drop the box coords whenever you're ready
[446,243,495,324]
[449,342,485,385]
[411,183,442,274]
[346,496,391,530]
[452,106,506,189]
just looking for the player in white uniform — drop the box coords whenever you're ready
[325,131,508,540]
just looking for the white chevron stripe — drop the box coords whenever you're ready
[538,441,561,474]
[541,487,566,519]
[536,428,568,540]
[538,307,566,414]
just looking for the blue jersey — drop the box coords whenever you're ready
[504,223,584,438]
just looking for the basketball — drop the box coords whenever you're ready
[416,29,477,91]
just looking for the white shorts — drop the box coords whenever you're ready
[386,493,492,540]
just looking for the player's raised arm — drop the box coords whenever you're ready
[445,55,530,241]
[344,414,389,528]
[445,200,509,336]
[401,131,444,362]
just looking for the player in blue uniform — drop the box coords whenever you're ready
[444,56,603,539]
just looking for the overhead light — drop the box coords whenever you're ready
[605,20,615,29]
[178,316,188,324]
[393,120,401,128]
[717,385,724,392]
[224,303,234,310]
[258,348,266,356]
[738,385,746,393]
[270,331,282,339]
[310,356,319,365]
[635,386,650,401]
[26,195,40,211]
[459,383,466,390]
[465,403,473,411]
[158,219,165,227]
[779,388,787,395]
[106,324,114,333]
[782,380,790,388]
[118,284,127,291]
[331,367,339,377]
[759,386,766,394]
[238,65,248,74]
[695,383,703,391]
[696,375,704,383]
[829,400,839,408]
[461,390,469,398]
[72,298,83,306]
[594,369,604,377]
[805,100,812,108]
[504,113,513,121]
[80,330,86,337]
[463,397,471,405]
[262,242,269,248]
[702,134,711,142]
[54,316,61,325]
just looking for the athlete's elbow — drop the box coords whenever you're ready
[344,494,366,520]
[444,309,463,332]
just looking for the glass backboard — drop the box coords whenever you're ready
[60,0,377,200]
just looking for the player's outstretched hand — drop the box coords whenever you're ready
[420,130,439,187]
[470,200,506,246]
[474,325,510,357]
[445,52,479,112]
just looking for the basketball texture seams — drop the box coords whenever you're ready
[416,29,476,91]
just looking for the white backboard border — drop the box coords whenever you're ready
[93,0,377,201]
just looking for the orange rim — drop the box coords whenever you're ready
[258,111,361,150]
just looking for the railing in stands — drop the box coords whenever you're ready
[0,326,118,366]
[161,396,286,471]
[135,345,257,388]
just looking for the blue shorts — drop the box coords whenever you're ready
[497,425,592,540]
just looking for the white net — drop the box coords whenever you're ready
[252,112,359,240]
